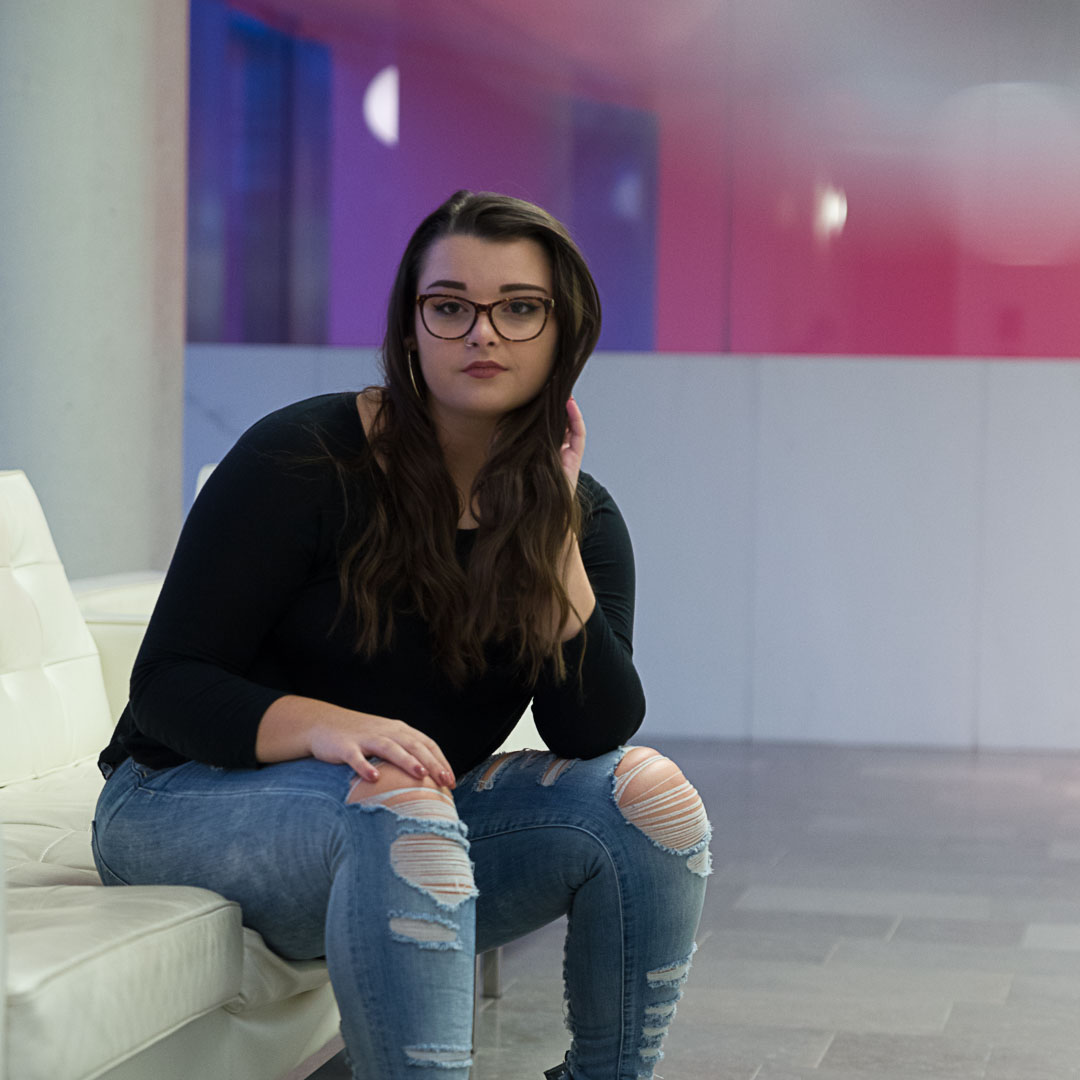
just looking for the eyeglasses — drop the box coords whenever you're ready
[416,293,556,342]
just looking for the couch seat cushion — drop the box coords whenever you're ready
[6,882,243,1080]
[3,759,333,1078]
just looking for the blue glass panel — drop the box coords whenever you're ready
[570,99,658,351]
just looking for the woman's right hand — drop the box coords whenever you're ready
[256,694,456,788]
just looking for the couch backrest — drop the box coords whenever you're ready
[0,471,113,785]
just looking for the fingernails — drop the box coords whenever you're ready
[368,767,380,781]
[415,765,427,778]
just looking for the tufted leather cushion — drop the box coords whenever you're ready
[0,471,113,785]
[1,472,337,1080]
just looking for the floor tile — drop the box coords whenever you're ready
[734,884,994,920]
[1048,840,1080,861]
[703,928,839,964]
[712,907,897,940]
[818,1032,990,1078]
[693,954,1010,1004]
[697,987,952,1034]
[1007,972,1080,1004]
[829,937,1080,977]
[945,998,1080,1049]
[666,1017,833,1070]
[889,917,1026,947]
[985,1044,1080,1080]
[1021,922,1080,951]
[754,1066,964,1080]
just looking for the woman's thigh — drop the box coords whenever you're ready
[92,756,359,958]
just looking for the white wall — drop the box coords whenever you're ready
[0,2,188,579]
[186,346,1080,750]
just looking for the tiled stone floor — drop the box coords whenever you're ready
[312,737,1080,1079]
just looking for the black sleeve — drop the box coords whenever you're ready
[529,476,646,758]
[126,407,337,768]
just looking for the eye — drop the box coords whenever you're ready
[501,298,543,317]
[433,299,468,317]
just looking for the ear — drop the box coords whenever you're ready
[405,334,418,351]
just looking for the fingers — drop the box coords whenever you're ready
[308,712,456,789]
[564,396,585,453]
[369,729,455,788]
[344,748,379,783]
[409,729,455,787]
[560,397,585,492]
[567,394,584,428]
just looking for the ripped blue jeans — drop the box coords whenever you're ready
[91,746,710,1080]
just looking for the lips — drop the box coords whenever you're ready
[463,361,506,378]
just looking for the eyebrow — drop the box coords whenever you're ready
[425,278,550,294]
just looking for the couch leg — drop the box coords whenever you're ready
[479,946,503,998]
[281,1034,345,1080]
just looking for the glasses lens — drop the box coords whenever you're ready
[421,296,476,338]
[491,298,548,341]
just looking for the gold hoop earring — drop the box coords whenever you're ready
[407,350,422,398]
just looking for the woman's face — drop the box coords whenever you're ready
[413,234,558,431]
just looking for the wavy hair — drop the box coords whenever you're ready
[332,190,602,686]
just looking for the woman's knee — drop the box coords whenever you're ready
[613,747,712,874]
[346,761,456,816]
[346,763,476,909]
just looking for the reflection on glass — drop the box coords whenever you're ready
[363,65,399,147]
[814,185,848,243]
[192,0,1080,357]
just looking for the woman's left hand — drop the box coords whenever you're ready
[560,396,585,492]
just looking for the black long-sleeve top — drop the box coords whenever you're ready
[99,392,645,776]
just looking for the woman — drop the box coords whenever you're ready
[93,191,710,1080]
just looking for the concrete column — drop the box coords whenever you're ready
[0,0,188,577]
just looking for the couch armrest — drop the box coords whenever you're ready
[72,574,164,723]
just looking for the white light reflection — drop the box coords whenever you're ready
[814,184,848,241]
[363,65,399,146]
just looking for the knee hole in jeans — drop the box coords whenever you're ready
[389,832,475,908]
[348,781,476,909]
[613,747,710,854]
[348,783,458,823]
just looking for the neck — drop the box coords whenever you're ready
[429,403,500,518]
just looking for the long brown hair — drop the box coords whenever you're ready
[334,190,602,686]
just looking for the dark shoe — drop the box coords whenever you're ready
[543,1058,570,1080]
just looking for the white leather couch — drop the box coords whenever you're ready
[0,471,342,1080]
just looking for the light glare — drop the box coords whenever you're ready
[814,184,848,241]
[363,65,399,146]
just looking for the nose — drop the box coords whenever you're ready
[465,308,498,346]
